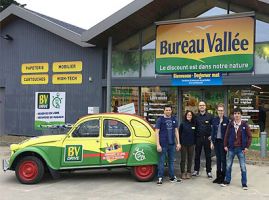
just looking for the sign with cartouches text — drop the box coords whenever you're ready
[35,92,65,130]
[156,14,255,74]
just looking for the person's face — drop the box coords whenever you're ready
[186,112,192,121]
[233,112,242,121]
[198,102,206,112]
[217,106,224,118]
[164,107,172,117]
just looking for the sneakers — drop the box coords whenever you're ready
[192,171,200,177]
[157,177,162,185]
[170,176,182,183]
[242,184,248,190]
[220,181,230,187]
[207,172,213,179]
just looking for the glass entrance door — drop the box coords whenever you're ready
[182,89,225,116]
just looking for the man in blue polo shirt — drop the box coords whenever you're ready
[155,105,181,185]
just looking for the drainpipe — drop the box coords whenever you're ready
[106,37,112,112]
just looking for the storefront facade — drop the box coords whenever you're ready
[1,0,269,151]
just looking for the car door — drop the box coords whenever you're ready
[101,117,132,165]
[61,118,101,168]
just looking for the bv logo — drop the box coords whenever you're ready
[38,93,50,109]
[65,145,83,162]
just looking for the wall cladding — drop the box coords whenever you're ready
[0,18,103,136]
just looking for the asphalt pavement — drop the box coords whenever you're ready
[1,146,269,200]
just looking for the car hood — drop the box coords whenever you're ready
[11,135,66,151]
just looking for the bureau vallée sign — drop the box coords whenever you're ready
[155,14,255,74]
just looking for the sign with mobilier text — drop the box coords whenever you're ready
[155,13,255,74]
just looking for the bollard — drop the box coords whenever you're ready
[260,132,267,158]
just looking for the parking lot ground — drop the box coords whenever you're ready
[1,146,269,200]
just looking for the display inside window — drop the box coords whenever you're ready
[228,86,269,150]
[111,87,139,114]
[141,87,177,126]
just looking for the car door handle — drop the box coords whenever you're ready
[128,139,131,143]
[96,140,99,143]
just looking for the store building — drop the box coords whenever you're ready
[1,1,269,150]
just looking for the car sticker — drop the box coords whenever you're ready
[133,147,146,161]
[64,145,83,162]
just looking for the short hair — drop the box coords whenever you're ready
[217,103,225,109]
[233,107,242,114]
[164,105,172,110]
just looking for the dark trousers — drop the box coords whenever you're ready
[214,139,226,173]
[180,145,194,173]
[194,136,212,173]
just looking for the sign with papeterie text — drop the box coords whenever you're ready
[21,63,49,73]
[156,14,255,74]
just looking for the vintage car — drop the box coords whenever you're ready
[2,113,158,184]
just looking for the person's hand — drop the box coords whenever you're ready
[157,145,162,152]
[224,147,228,152]
[243,148,248,154]
[210,142,214,150]
[176,144,181,151]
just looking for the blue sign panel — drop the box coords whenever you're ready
[171,73,223,86]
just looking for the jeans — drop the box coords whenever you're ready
[214,139,226,173]
[225,147,247,185]
[194,136,212,173]
[157,144,175,178]
[180,145,194,173]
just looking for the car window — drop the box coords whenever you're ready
[130,120,151,138]
[103,119,131,137]
[73,119,100,137]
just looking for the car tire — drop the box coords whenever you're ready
[132,165,156,182]
[15,156,45,184]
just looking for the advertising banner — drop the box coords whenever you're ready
[172,72,222,86]
[156,14,255,74]
[35,92,66,130]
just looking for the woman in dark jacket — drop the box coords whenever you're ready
[179,110,196,179]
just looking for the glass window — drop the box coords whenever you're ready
[141,49,156,77]
[141,87,177,127]
[73,119,100,137]
[130,120,151,138]
[111,87,139,114]
[103,119,131,137]
[255,42,269,74]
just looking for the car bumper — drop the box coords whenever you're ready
[2,159,9,171]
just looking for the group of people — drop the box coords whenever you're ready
[155,102,252,190]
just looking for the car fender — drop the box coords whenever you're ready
[9,146,61,170]
[127,142,158,166]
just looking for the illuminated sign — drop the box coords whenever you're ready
[156,14,255,73]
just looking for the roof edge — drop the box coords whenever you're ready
[0,4,94,47]
[81,0,153,42]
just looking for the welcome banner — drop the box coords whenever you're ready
[156,14,255,74]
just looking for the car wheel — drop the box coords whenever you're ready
[132,165,156,182]
[15,156,44,184]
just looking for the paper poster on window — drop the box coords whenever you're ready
[35,92,66,130]
[117,103,136,114]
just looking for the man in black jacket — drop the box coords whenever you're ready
[192,101,213,179]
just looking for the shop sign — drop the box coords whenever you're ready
[21,74,49,85]
[21,63,49,73]
[156,14,254,74]
[118,103,136,114]
[52,74,82,84]
[53,61,82,72]
[171,72,222,86]
[35,92,65,130]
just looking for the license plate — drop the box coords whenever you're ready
[2,159,9,171]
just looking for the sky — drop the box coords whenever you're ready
[20,0,134,29]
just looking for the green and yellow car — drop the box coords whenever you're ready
[2,113,158,184]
